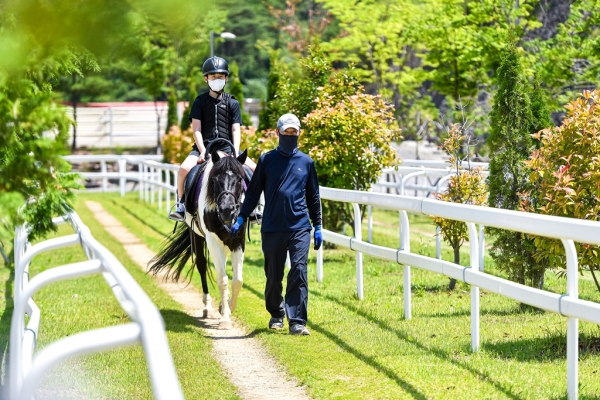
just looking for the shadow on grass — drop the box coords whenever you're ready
[0,266,15,400]
[242,282,429,398]
[308,322,429,399]
[109,199,171,238]
[311,290,524,400]
[483,331,600,362]
[160,309,203,334]
[548,394,600,400]
[417,308,526,319]
[242,282,265,301]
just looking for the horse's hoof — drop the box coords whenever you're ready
[203,309,220,319]
[218,321,233,330]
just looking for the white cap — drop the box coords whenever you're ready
[277,113,301,132]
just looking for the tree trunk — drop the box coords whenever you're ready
[448,245,460,290]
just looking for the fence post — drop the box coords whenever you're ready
[101,161,107,192]
[317,244,323,283]
[158,168,162,211]
[399,210,411,320]
[436,226,441,259]
[138,162,143,200]
[150,167,155,206]
[478,224,485,271]
[367,205,373,243]
[562,239,578,400]
[165,169,173,212]
[353,203,363,300]
[118,159,126,197]
[467,222,480,352]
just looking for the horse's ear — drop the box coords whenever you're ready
[237,149,248,165]
[211,150,221,163]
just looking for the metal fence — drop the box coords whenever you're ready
[315,187,600,400]
[10,211,183,400]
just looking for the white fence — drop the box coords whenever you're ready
[315,187,600,400]
[10,211,183,400]
[65,154,599,399]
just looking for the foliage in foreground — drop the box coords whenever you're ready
[0,0,223,244]
[525,89,600,292]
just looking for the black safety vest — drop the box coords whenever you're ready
[201,92,233,144]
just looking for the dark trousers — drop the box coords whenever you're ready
[261,230,311,326]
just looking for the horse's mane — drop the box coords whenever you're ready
[205,155,246,208]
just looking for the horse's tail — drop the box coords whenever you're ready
[147,223,193,281]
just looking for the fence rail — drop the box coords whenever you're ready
[316,187,600,400]
[10,211,183,400]
[63,154,596,399]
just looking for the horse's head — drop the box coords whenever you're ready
[206,149,248,228]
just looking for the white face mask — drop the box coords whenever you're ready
[208,79,226,92]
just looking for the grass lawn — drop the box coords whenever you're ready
[92,192,600,399]
[0,196,239,399]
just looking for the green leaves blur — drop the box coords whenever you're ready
[0,0,221,243]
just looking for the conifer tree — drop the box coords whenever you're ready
[529,76,553,137]
[258,51,283,131]
[487,43,551,288]
[228,61,253,126]
[165,89,178,134]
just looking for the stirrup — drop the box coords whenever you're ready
[168,203,185,222]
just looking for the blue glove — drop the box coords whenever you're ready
[231,216,245,235]
[314,225,323,250]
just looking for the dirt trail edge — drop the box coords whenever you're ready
[85,201,310,400]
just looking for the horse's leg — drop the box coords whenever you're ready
[206,235,232,329]
[192,233,216,318]
[229,248,244,313]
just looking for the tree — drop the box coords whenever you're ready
[530,1,600,112]
[432,124,488,290]
[165,89,179,134]
[319,0,429,132]
[258,50,285,131]
[137,21,176,155]
[301,65,402,233]
[276,45,331,119]
[487,42,551,288]
[228,61,253,126]
[525,90,600,292]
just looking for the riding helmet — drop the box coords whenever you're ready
[202,56,229,76]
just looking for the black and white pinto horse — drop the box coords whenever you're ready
[148,139,248,329]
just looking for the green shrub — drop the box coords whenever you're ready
[525,89,600,292]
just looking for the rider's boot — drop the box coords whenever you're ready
[169,191,186,222]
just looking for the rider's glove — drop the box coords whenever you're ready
[231,216,245,235]
[314,225,323,250]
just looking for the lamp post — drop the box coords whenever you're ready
[210,31,237,58]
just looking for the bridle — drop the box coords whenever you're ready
[204,138,248,234]
[215,178,247,234]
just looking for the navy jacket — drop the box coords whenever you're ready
[240,149,322,232]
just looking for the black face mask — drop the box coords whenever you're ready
[277,133,299,156]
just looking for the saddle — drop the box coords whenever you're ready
[184,161,207,216]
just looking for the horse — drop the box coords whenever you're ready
[148,139,248,330]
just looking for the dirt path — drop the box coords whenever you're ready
[85,201,310,400]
